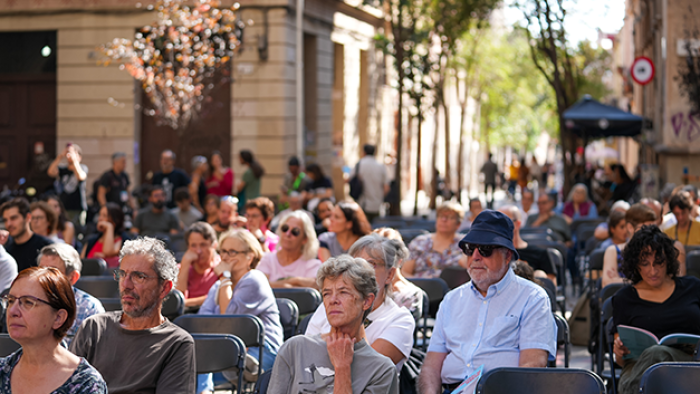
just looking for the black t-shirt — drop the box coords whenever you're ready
[98,170,130,207]
[57,166,88,211]
[6,233,54,272]
[304,176,333,193]
[152,169,191,209]
[516,244,555,275]
[612,276,700,339]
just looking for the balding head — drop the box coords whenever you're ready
[640,198,663,225]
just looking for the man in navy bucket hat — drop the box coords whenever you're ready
[418,210,556,394]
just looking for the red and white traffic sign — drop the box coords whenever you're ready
[631,56,655,85]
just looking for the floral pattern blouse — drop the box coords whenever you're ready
[408,233,464,278]
[0,349,107,393]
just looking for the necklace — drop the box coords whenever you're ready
[675,220,692,246]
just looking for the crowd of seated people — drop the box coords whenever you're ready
[5,150,700,394]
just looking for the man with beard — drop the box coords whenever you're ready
[212,195,245,237]
[418,211,555,394]
[0,198,54,271]
[132,186,181,237]
[70,237,196,394]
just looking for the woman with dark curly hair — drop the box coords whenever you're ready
[81,203,127,268]
[612,225,700,394]
[317,202,371,261]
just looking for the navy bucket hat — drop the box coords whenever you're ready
[458,210,519,260]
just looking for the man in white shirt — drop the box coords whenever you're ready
[351,144,389,223]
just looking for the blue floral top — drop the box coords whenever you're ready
[0,349,107,393]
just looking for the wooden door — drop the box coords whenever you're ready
[0,74,57,192]
[140,79,232,182]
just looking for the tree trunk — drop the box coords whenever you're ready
[429,100,440,210]
[414,112,423,216]
[390,5,404,216]
[443,99,451,201]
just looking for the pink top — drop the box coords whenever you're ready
[264,229,279,253]
[206,168,234,197]
[256,250,322,282]
[87,237,122,268]
[186,257,221,298]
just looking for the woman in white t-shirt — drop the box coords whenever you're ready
[305,234,415,370]
[257,211,322,288]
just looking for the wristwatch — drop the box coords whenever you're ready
[222,271,231,280]
[257,235,267,244]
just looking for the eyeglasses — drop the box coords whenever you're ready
[113,269,159,284]
[280,224,301,237]
[2,294,52,312]
[220,249,249,259]
[462,243,501,257]
[437,215,458,221]
[30,215,47,222]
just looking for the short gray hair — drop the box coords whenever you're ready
[277,210,319,260]
[316,255,378,320]
[120,237,178,284]
[348,234,407,298]
[37,243,82,277]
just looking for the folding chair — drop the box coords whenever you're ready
[570,218,605,236]
[398,228,429,245]
[552,314,570,368]
[439,266,470,290]
[595,284,624,375]
[538,277,559,314]
[0,334,20,357]
[191,333,247,391]
[685,250,700,280]
[297,314,313,336]
[74,277,120,298]
[254,370,273,394]
[162,289,185,321]
[413,289,430,351]
[80,258,107,276]
[546,248,566,311]
[276,298,299,340]
[639,362,700,394]
[407,277,449,318]
[272,288,322,316]
[173,314,265,382]
[476,367,605,394]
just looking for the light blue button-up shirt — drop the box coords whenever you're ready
[428,268,556,384]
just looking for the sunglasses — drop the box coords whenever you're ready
[462,243,500,257]
[280,224,301,237]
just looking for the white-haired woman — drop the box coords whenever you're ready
[560,183,598,224]
[198,230,283,394]
[268,255,398,394]
[306,234,415,370]
[257,211,322,288]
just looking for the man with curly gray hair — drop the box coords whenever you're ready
[268,255,398,394]
[70,237,195,394]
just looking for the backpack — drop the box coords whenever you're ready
[349,161,363,200]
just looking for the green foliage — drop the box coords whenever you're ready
[573,40,613,100]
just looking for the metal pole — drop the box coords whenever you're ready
[296,0,305,160]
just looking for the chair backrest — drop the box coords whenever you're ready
[98,298,122,312]
[529,241,567,270]
[163,288,185,321]
[439,266,471,290]
[476,367,605,394]
[520,232,554,242]
[546,248,564,283]
[276,298,299,340]
[81,258,107,276]
[570,218,605,235]
[538,277,558,313]
[297,314,313,336]
[407,220,436,231]
[408,278,449,317]
[639,362,700,394]
[174,314,264,349]
[0,334,20,357]
[167,232,188,254]
[553,314,570,368]
[74,277,120,298]
[254,370,273,394]
[191,333,246,391]
[272,288,322,316]
[588,249,606,271]
[398,228,429,244]
[599,283,624,306]
[686,250,700,280]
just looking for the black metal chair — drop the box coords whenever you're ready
[254,369,272,394]
[595,284,625,375]
[476,367,605,394]
[553,314,570,368]
[639,362,700,394]
[0,334,20,357]
[546,248,566,311]
[398,228,429,245]
[163,288,185,321]
[191,333,247,391]
[685,250,700,280]
[538,277,559,314]
[439,266,470,290]
[272,288,322,316]
[74,277,120,298]
[81,258,107,276]
[413,289,430,351]
[174,314,265,382]
[296,314,313,336]
[407,277,449,318]
[570,218,605,236]
[276,298,299,340]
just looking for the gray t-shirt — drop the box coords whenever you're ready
[69,311,196,394]
[170,206,203,229]
[268,334,398,394]
[318,232,347,258]
[480,160,498,184]
[134,208,180,237]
